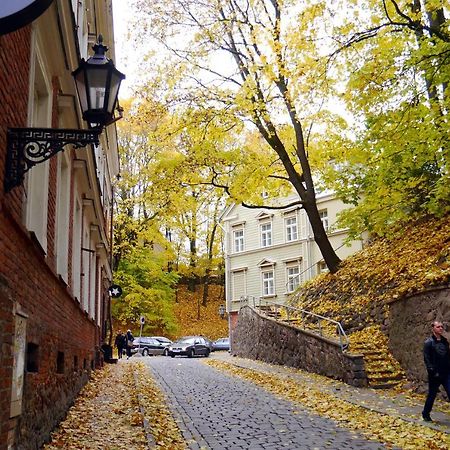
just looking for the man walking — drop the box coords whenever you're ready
[422,320,450,422]
[114,330,126,359]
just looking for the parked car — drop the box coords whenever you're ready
[152,336,173,346]
[131,337,171,356]
[212,337,230,351]
[167,336,211,358]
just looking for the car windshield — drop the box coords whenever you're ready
[176,337,196,345]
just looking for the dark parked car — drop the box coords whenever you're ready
[212,337,230,351]
[131,337,171,356]
[168,336,211,358]
[152,336,173,346]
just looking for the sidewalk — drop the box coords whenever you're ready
[210,352,450,435]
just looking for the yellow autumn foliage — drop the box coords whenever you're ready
[292,215,450,322]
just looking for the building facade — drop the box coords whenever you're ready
[221,193,366,329]
[0,1,120,448]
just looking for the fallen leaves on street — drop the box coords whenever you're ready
[133,361,187,449]
[205,359,450,450]
[44,363,148,449]
[44,361,187,449]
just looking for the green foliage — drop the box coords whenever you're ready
[112,247,180,334]
[313,0,450,237]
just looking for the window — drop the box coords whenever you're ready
[317,261,328,274]
[319,210,329,232]
[262,270,275,296]
[26,343,39,373]
[285,216,298,242]
[287,266,300,293]
[56,153,70,282]
[233,228,244,253]
[231,269,246,301]
[57,352,65,374]
[72,195,82,301]
[261,223,272,247]
[24,38,52,250]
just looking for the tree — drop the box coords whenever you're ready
[311,0,450,237]
[112,247,179,334]
[131,0,343,272]
[114,99,228,320]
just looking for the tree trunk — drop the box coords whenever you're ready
[304,201,341,273]
[188,236,197,292]
[202,272,210,307]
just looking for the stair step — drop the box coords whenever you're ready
[369,381,402,389]
[368,374,404,383]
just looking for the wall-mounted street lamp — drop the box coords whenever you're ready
[4,35,125,192]
[218,304,226,320]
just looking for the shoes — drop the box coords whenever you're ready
[422,413,432,422]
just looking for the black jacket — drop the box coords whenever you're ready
[115,333,126,348]
[423,335,450,377]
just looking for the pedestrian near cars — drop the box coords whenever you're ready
[422,320,450,422]
[114,330,126,359]
[125,329,134,359]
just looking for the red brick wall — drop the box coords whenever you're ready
[0,30,103,450]
[0,27,32,450]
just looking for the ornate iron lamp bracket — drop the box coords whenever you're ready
[5,127,101,192]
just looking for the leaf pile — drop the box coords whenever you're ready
[133,361,187,449]
[292,215,450,322]
[206,360,450,450]
[349,325,405,386]
[173,284,228,339]
[44,364,148,449]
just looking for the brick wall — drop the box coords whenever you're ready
[0,29,104,450]
[0,27,32,450]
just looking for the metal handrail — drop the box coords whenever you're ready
[240,297,348,352]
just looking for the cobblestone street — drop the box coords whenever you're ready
[142,356,396,450]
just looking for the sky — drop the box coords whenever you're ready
[112,0,134,98]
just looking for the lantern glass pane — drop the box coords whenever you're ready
[86,67,108,110]
[107,71,122,113]
[73,70,88,112]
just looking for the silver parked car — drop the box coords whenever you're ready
[212,337,230,351]
[131,337,171,356]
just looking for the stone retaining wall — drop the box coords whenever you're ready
[231,306,368,387]
[388,286,450,390]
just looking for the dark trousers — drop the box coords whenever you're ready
[423,373,450,416]
[117,346,124,359]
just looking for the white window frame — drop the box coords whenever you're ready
[285,216,298,242]
[286,265,300,293]
[317,260,329,274]
[233,227,244,253]
[24,34,52,251]
[231,268,247,302]
[55,152,71,282]
[319,209,329,232]
[262,269,275,297]
[260,222,272,247]
[72,193,82,301]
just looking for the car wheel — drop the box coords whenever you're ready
[205,349,210,357]
[187,349,194,358]
[170,353,175,358]
[163,348,168,356]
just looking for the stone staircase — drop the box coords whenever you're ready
[349,326,405,389]
[258,306,404,389]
